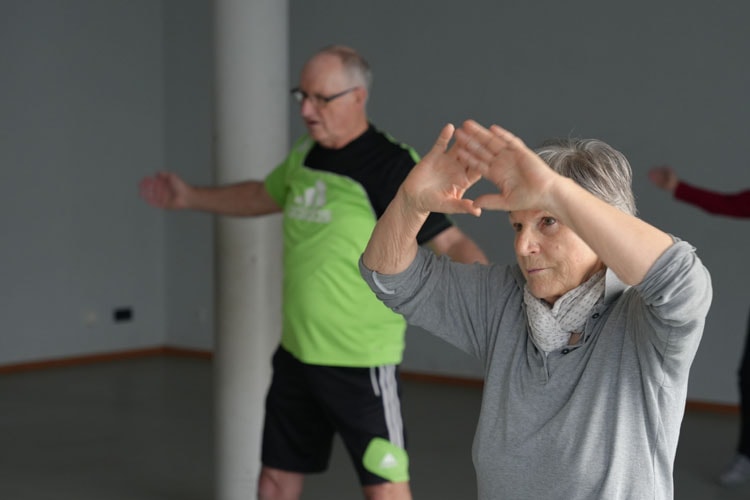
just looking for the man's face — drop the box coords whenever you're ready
[295,54,365,149]
[510,209,604,304]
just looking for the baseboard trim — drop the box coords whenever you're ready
[684,400,740,415]
[400,370,484,388]
[0,346,212,374]
[0,348,739,415]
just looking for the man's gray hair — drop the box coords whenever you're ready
[317,45,373,91]
[535,138,637,216]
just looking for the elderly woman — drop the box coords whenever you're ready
[359,120,712,499]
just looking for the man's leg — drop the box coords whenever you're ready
[719,310,750,485]
[257,466,304,500]
[314,363,412,499]
[737,312,750,457]
[362,481,412,500]
[256,465,411,500]
[260,347,335,497]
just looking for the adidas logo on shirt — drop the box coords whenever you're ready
[288,180,332,223]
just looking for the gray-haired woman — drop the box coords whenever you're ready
[360,120,712,499]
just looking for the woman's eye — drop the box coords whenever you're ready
[542,217,557,226]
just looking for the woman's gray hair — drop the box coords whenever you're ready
[317,45,373,91]
[535,138,637,216]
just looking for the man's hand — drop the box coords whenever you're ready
[648,165,679,193]
[138,172,193,210]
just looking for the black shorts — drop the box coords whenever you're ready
[261,346,408,486]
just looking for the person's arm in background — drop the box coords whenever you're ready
[138,171,282,216]
[425,225,488,265]
[649,165,750,218]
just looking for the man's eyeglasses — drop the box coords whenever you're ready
[290,87,359,107]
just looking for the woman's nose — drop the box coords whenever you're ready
[515,230,539,256]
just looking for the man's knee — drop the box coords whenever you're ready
[257,467,304,500]
[362,481,412,500]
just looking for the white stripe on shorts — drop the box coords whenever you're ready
[370,367,380,397]
[373,364,404,449]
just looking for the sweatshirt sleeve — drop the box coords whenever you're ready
[675,181,750,218]
[359,246,516,359]
[633,239,712,374]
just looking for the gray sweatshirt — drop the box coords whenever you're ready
[360,240,711,499]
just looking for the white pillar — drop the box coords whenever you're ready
[213,2,287,499]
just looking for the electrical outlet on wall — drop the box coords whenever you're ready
[113,307,133,323]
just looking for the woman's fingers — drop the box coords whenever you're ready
[473,193,507,211]
[429,123,456,157]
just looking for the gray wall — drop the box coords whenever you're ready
[289,1,750,403]
[162,0,214,350]
[2,0,749,405]
[0,0,215,363]
[1,0,166,363]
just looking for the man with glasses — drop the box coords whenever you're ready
[139,45,487,500]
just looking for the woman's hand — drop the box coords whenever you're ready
[453,120,560,213]
[399,124,482,217]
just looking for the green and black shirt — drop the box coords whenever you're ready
[264,124,452,367]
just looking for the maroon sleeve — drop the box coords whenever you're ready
[674,181,750,218]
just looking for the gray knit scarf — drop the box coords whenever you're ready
[523,270,606,353]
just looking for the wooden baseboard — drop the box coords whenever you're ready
[0,346,212,374]
[161,346,213,359]
[400,370,484,388]
[685,400,740,415]
[0,348,740,415]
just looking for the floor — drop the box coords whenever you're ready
[0,356,748,500]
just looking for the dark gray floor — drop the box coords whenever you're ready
[0,356,748,499]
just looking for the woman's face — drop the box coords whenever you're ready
[510,210,604,304]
